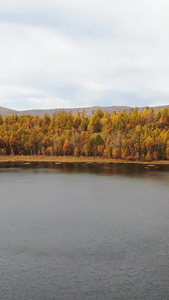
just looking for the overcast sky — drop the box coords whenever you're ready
[0,0,169,110]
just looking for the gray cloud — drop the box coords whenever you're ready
[0,0,169,110]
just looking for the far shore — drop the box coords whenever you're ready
[0,155,169,165]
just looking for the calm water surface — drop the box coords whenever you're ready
[0,162,169,300]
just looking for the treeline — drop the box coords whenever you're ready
[0,107,169,161]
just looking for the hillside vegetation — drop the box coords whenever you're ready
[0,107,169,161]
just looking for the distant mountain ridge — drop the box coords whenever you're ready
[0,105,169,117]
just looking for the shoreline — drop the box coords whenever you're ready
[0,155,169,165]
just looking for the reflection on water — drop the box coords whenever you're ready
[1,161,169,184]
[0,162,169,300]
[1,160,169,174]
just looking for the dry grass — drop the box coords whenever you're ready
[0,155,169,165]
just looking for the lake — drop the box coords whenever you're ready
[0,162,169,300]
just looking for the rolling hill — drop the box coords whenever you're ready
[0,105,169,117]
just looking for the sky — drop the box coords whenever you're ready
[0,0,169,110]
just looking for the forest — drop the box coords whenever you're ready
[0,106,169,161]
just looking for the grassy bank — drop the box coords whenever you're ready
[0,155,169,165]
